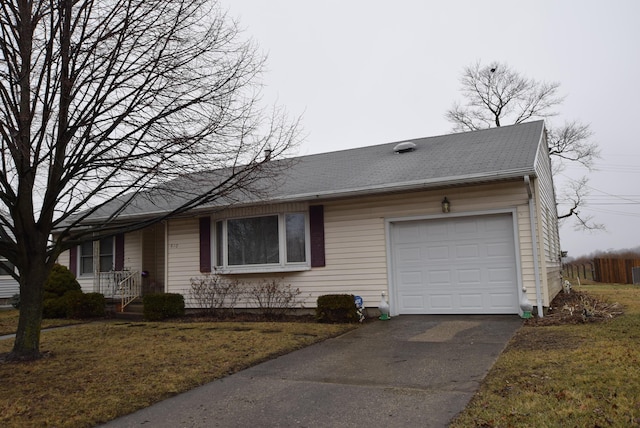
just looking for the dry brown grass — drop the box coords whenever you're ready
[450,284,640,427]
[0,318,356,427]
[0,309,84,336]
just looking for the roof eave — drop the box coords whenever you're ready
[265,168,537,203]
[81,168,535,223]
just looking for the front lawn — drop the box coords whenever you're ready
[0,318,356,427]
[0,309,84,336]
[450,284,640,427]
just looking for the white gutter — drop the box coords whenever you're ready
[81,168,536,224]
[524,175,544,317]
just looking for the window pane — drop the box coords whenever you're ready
[100,255,113,272]
[286,213,306,263]
[99,238,113,271]
[228,216,279,265]
[81,256,93,275]
[80,241,93,274]
[216,221,223,266]
[99,238,113,257]
[80,241,93,256]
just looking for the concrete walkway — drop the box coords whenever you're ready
[102,315,521,427]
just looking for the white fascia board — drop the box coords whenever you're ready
[79,168,536,223]
[266,168,537,203]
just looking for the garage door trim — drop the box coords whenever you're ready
[385,208,523,316]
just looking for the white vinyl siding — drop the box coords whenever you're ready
[53,180,552,310]
[166,218,201,299]
[0,277,19,299]
[163,180,546,310]
[534,134,563,303]
[0,232,17,300]
[125,231,142,273]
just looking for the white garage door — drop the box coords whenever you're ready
[391,214,519,314]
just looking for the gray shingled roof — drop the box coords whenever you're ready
[88,120,545,220]
[269,120,544,199]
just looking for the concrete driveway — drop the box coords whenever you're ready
[102,315,522,428]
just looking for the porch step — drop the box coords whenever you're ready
[113,311,144,321]
[108,297,145,320]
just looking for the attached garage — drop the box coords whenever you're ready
[389,213,520,315]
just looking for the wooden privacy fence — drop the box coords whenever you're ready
[592,258,640,284]
[563,263,594,281]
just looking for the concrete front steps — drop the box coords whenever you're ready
[106,297,144,320]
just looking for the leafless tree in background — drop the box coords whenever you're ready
[446,61,601,231]
[0,0,300,360]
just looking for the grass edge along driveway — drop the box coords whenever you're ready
[0,318,356,427]
[450,283,640,427]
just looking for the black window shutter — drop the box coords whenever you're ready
[309,205,325,267]
[114,234,125,270]
[199,217,212,273]
[69,246,78,276]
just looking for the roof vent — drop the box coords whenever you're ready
[393,141,416,154]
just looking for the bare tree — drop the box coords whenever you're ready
[0,0,300,360]
[557,177,604,231]
[447,61,564,131]
[547,120,599,170]
[446,61,601,230]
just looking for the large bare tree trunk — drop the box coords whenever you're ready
[11,266,46,360]
[9,229,50,360]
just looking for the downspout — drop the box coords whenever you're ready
[525,175,544,317]
[163,220,169,293]
[93,239,100,293]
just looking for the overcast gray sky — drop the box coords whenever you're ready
[221,0,640,259]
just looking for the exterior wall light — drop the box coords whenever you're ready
[441,197,450,213]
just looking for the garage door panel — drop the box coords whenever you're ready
[457,268,482,284]
[396,246,422,263]
[452,219,479,235]
[484,216,510,232]
[489,293,519,311]
[430,294,454,310]
[427,246,449,261]
[428,270,451,285]
[456,244,480,259]
[399,271,422,287]
[396,223,423,243]
[392,214,518,314]
[459,293,484,310]
[488,267,516,282]
[400,295,425,310]
[486,242,512,257]
[425,222,448,238]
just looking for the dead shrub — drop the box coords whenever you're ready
[244,279,302,319]
[189,275,242,317]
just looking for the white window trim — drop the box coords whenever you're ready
[214,212,311,274]
[78,237,115,277]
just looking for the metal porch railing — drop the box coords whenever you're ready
[97,270,142,311]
